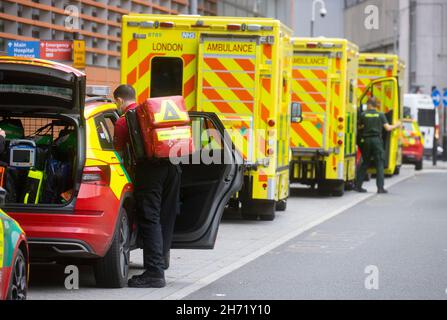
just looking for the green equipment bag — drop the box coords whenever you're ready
[0,119,24,139]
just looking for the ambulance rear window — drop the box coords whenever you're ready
[418,109,436,127]
[150,57,183,98]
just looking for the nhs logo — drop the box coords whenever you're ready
[182,32,196,39]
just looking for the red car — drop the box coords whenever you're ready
[0,57,243,288]
[402,119,424,170]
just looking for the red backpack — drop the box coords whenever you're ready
[135,96,194,159]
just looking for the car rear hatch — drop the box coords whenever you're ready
[0,57,85,118]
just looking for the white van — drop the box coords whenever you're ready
[403,94,439,154]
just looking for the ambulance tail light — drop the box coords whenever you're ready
[159,21,175,28]
[268,120,276,127]
[267,148,274,156]
[365,58,375,62]
[227,24,241,31]
[82,166,111,186]
[307,42,318,49]
[337,140,344,146]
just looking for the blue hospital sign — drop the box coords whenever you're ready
[7,40,40,58]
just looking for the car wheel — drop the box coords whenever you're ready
[94,207,130,288]
[7,248,27,300]
[415,160,423,171]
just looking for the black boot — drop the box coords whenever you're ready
[128,271,166,288]
[355,187,368,193]
[377,188,388,194]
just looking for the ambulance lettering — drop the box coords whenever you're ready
[293,56,327,66]
[152,42,183,52]
[359,67,383,76]
[206,42,255,54]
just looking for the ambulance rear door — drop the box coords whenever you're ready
[290,50,332,154]
[196,34,261,165]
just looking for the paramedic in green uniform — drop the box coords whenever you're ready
[355,97,401,194]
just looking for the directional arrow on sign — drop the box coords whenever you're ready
[432,89,441,108]
[443,90,447,107]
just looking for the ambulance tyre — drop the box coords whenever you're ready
[394,166,401,175]
[415,160,423,171]
[275,199,287,211]
[241,200,275,221]
[331,181,345,197]
[94,208,130,288]
[318,180,345,197]
[345,181,356,191]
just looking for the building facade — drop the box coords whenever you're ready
[344,0,447,94]
[0,0,217,87]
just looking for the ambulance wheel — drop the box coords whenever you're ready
[345,181,356,191]
[275,199,287,211]
[241,200,275,221]
[318,181,345,197]
[394,166,401,175]
[94,207,130,288]
[331,182,345,197]
[415,160,423,171]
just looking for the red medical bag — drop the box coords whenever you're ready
[136,96,194,158]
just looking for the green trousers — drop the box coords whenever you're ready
[356,136,385,190]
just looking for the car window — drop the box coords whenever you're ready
[94,115,114,150]
[191,117,223,151]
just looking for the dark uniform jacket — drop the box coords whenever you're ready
[359,109,389,138]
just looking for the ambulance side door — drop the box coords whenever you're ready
[359,77,400,166]
[172,112,243,249]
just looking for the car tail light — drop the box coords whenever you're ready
[82,166,110,186]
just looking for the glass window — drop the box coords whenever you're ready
[150,57,183,98]
[94,115,114,150]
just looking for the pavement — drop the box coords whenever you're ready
[27,162,444,300]
[186,165,447,300]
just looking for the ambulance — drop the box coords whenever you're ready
[357,53,406,175]
[289,38,359,196]
[120,15,293,221]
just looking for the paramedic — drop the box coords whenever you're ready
[113,84,180,288]
[355,96,401,194]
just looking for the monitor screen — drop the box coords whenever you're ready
[12,149,31,163]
